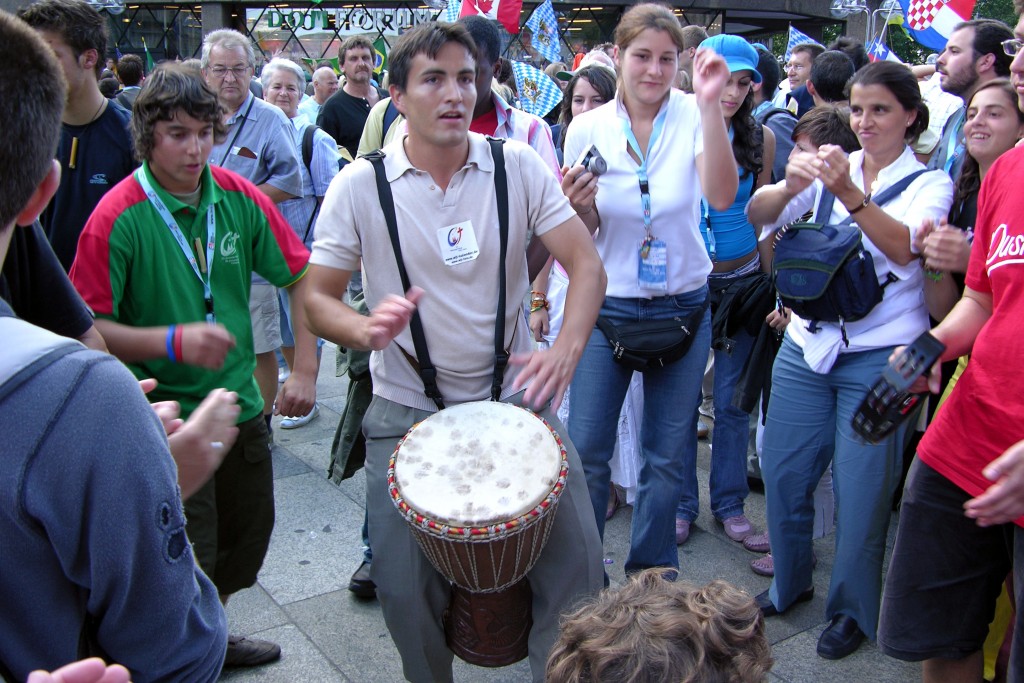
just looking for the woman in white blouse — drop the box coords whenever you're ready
[746,60,953,659]
[562,3,737,574]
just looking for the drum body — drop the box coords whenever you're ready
[388,401,568,666]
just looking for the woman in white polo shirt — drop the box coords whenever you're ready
[562,2,738,574]
[745,60,953,659]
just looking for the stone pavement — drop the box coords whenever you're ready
[220,344,920,682]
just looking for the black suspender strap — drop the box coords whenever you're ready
[365,138,511,409]
[488,137,510,402]
[367,151,446,410]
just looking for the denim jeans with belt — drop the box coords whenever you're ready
[568,286,711,572]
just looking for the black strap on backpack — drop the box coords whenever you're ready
[815,170,927,227]
[382,100,400,143]
[300,125,321,244]
[366,138,510,408]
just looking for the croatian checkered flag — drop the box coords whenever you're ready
[526,0,562,64]
[785,26,822,63]
[511,60,562,117]
[897,0,976,51]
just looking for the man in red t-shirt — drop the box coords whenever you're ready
[877,134,1024,680]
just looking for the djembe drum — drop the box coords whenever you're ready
[387,401,568,667]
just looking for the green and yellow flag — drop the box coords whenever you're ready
[373,37,388,78]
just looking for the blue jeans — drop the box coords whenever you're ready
[762,338,907,639]
[569,288,711,572]
[677,326,753,521]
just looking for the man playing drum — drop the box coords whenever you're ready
[305,21,607,683]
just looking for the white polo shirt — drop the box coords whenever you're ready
[751,145,953,372]
[311,134,575,410]
[564,90,712,299]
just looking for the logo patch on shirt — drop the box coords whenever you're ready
[89,173,108,185]
[985,223,1024,274]
[220,231,241,265]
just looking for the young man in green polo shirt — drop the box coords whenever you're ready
[70,63,313,668]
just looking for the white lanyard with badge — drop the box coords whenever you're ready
[136,167,217,322]
[623,110,668,291]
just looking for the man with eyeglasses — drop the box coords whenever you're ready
[773,42,823,119]
[928,19,1013,176]
[201,29,317,464]
[195,29,317,667]
[1008,4,1024,113]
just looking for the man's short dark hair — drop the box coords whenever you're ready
[810,50,855,103]
[339,35,374,64]
[827,36,869,71]
[131,63,226,162]
[0,10,65,230]
[681,25,708,51]
[792,42,826,62]
[388,22,478,92]
[17,0,108,78]
[755,46,781,101]
[118,53,144,86]
[792,104,860,154]
[458,14,500,66]
[954,19,1014,77]
[98,76,119,98]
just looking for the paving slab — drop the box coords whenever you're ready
[217,342,919,682]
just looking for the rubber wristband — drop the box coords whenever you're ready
[166,325,177,363]
[173,324,185,364]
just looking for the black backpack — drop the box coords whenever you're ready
[772,170,926,342]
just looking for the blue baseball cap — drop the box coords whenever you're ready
[699,34,762,84]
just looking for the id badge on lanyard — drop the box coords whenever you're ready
[624,110,669,291]
[638,236,668,290]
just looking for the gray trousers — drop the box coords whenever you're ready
[363,394,605,683]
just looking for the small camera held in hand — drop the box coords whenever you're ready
[574,144,607,176]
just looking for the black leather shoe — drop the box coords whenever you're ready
[817,615,866,660]
[754,586,814,617]
[348,560,376,599]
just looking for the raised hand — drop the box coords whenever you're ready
[692,48,730,106]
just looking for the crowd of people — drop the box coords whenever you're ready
[3,0,1024,680]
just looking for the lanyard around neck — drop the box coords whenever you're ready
[136,167,217,322]
[622,108,668,238]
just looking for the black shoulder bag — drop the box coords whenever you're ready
[365,138,511,408]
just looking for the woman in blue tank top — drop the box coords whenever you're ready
[674,34,775,546]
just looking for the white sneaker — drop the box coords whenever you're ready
[278,367,290,384]
[699,396,715,420]
[280,403,319,429]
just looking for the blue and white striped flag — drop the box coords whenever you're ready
[511,60,562,117]
[526,0,561,64]
[443,0,461,23]
[785,25,822,62]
